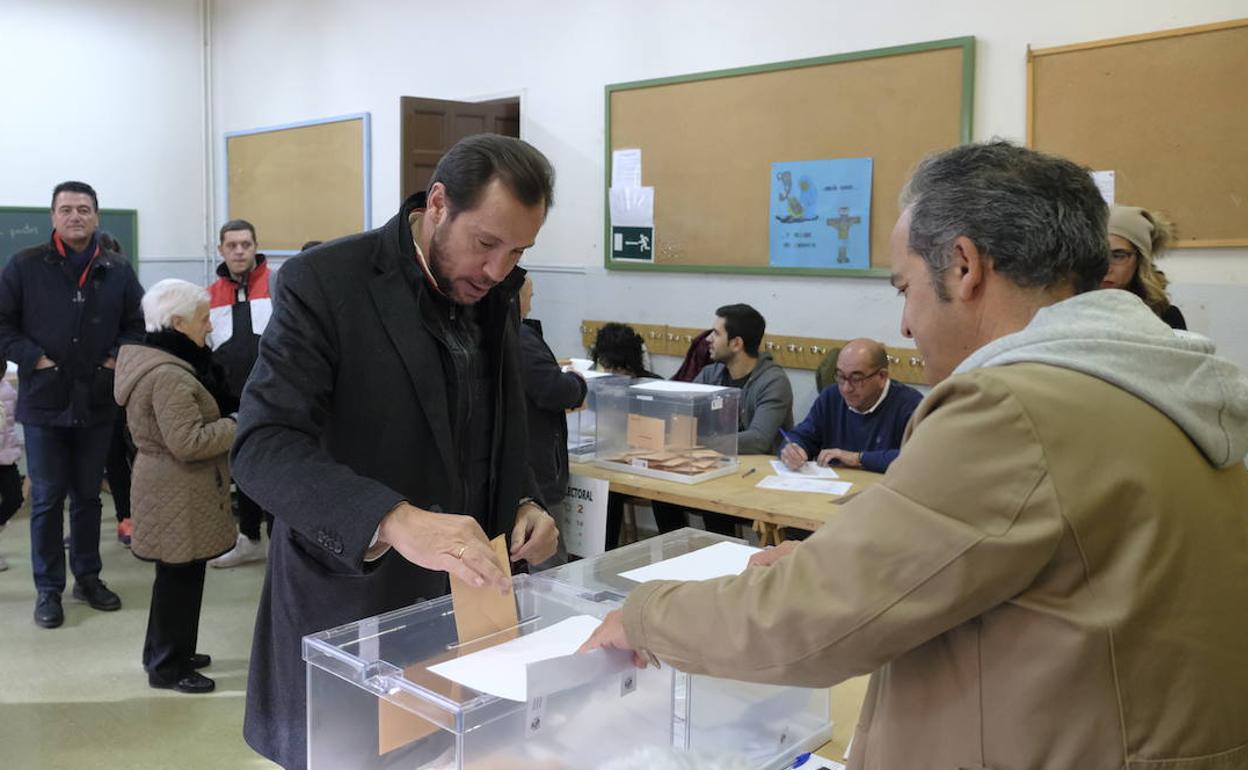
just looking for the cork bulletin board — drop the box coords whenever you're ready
[1028,19,1248,248]
[604,37,975,277]
[225,113,371,254]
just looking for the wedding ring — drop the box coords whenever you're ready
[454,545,467,560]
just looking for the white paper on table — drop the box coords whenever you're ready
[1090,170,1115,205]
[756,475,854,496]
[427,615,602,702]
[611,148,643,188]
[770,459,840,479]
[619,541,760,583]
[802,758,846,770]
[609,186,655,227]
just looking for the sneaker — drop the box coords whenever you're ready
[34,591,64,628]
[72,575,122,611]
[117,519,133,547]
[209,533,266,569]
[149,670,215,694]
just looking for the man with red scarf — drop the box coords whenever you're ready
[0,180,144,628]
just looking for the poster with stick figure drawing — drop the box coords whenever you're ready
[769,158,873,270]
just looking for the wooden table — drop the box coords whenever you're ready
[570,454,883,545]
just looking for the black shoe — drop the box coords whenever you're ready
[72,575,121,611]
[34,591,64,628]
[189,653,211,670]
[149,671,215,694]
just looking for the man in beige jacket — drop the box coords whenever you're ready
[582,141,1248,770]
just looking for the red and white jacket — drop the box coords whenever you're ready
[207,254,272,399]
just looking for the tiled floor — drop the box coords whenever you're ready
[0,500,278,770]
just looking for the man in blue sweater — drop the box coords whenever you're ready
[781,338,922,473]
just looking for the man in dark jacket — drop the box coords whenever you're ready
[231,135,560,770]
[518,275,587,565]
[205,219,272,568]
[0,180,144,628]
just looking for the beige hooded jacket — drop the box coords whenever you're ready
[622,291,1248,770]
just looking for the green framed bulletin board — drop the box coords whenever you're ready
[604,37,975,277]
[0,206,139,269]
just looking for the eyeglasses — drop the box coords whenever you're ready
[1109,248,1138,263]
[834,368,882,386]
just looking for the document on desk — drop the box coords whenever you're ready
[769,459,840,479]
[756,475,854,496]
[427,615,606,702]
[618,541,760,584]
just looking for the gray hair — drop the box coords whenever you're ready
[141,279,209,332]
[898,140,1109,299]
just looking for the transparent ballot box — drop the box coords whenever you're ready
[593,380,740,483]
[565,371,628,461]
[303,575,673,769]
[541,529,833,768]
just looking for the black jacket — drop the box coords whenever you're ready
[232,196,540,770]
[520,318,588,506]
[0,234,144,426]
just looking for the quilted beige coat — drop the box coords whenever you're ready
[114,343,236,564]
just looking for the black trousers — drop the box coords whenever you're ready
[104,414,134,522]
[237,487,273,541]
[0,463,23,526]
[651,500,740,536]
[143,560,206,683]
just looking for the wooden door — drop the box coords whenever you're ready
[399,96,520,203]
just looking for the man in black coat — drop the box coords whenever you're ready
[518,276,587,566]
[232,135,560,770]
[0,180,144,629]
[518,275,588,506]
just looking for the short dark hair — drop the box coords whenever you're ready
[219,219,257,244]
[300,240,323,252]
[899,140,1109,298]
[52,181,98,211]
[591,323,647,377]
[429,134,555,218]
[716,304,766,358]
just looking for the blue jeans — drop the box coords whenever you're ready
[25,422,114,593]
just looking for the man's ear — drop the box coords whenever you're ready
[949,235,988,301]
[426,182,449,225]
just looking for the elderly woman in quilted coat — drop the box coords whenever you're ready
[114,279,237,695]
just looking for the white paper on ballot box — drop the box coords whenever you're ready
[619,541,760,584]
[428,615,625,702]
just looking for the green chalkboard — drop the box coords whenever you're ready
[0,206,138,269]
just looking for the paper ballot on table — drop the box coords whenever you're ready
[756,475,854,496]
[619,541,760,584]
[804,758,847,770]
[427,615,604,702]
[770,459,840,479]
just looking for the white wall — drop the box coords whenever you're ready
[209,0,1248,416]
[0,0,211,286]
